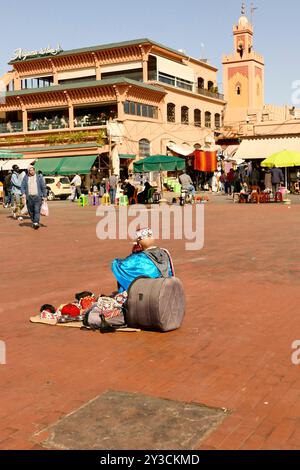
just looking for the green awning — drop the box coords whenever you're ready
[0,150,23,159]
[58,155,97,175]
[34,157,64,175]
[119,154,136,160]
[133,155,185,173]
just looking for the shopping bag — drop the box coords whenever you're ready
[40,201,49,217]
[20,203,28,216]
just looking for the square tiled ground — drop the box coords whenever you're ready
[37,391,227,450]
[2,197,300,450]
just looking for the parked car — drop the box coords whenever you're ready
[44,176,72,201]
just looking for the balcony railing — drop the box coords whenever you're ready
[28,118,70,131]
[74,116,109,127]
[0,122,23,134]
[197,88,224,100]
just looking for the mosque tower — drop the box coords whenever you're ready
[222,2,265,124]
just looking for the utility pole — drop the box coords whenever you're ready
[251,2,258,24]
[108,131,112,176]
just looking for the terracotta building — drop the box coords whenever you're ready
[222,3,300,170]
[0,38,225,177]
[223,2,264,126]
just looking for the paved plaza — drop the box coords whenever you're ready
[1,196,300,450]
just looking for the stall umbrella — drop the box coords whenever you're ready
[133,155,186,192]
[261,150,300,189]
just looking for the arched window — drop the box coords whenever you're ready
[215,113,221,129]
[194,143,201,150]
[236,83,241,95]
[139,138,150,158]
[167,103,176,123]
[181,106,189,125]
[194,109,201,127]
[208,81,214,91]
[198,77,204,89]
[205,111,211,128]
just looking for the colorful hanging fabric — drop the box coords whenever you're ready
[194,151,217,172]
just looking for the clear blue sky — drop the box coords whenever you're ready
[0,0,298,105]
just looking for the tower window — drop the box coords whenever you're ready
[236,83,242,95]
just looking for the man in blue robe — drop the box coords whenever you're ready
[112,228,174,293]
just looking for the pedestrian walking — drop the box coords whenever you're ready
[11,165,23,220]
[70,173,82,201]
[108,173,118,205]
[270,166,284,194]
[21,165,47,230]
[4,171,13,208]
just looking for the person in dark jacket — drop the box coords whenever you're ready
[21,165,47,229]
[122,180,135,200]
[137,182,152,204]
[270,166,284,194]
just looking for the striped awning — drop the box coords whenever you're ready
[235,137,300,160]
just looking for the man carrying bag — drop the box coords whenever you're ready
[21,166,47,230]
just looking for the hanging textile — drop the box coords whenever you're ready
[194,151,217,172]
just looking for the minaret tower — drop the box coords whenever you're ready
[222,2,264,124]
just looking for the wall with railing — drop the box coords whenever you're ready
[197,88,224,101]
[0,122,22,133]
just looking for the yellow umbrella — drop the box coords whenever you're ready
[261,150,300,190]
[261,150,300,168]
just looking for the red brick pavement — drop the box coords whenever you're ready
[1,200,300,450]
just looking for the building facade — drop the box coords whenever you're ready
[0,38,225,177]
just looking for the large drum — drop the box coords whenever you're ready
[126,277,186,332]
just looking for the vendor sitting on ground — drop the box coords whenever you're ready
[137,181,152,204]
[112,228,174,292]
[239,182,250,203]
[122,179,135,200]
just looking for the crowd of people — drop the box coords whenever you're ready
[77,172,158,206]
[27,109,117,132]
[209,163,285,197]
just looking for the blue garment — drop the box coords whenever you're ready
[21,174,47,198]
[27,195,42,224]
[109,188,116,205]
[11,172,22,195]
[112,252,173,293]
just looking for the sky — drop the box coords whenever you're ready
[0,0,299,105]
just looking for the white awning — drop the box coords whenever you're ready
[167,142,194,156]
[235,137,300,160]
[223,145,239,158]
[155,55,195,83]
[101,61,142,74]
[1,159,35,170]
[58,68,96,81]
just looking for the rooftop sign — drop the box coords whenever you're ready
[11,45,63,61]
